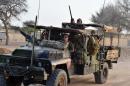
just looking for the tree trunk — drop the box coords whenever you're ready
[4,23,9,45]
[5,27,9,45]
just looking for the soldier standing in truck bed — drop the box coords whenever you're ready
[77,18,82,24]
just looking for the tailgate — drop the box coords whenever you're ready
[106,48,120,63]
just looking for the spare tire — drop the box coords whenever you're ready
[94,62,109,84]
[6,76,22,86]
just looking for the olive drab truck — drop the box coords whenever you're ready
[0,21,120,86]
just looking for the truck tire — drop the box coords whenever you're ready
[6,76,22,86]
[23,79,33,86]
[46,69,67,86]
[0,75,6,86]
[94,62,108,84]
[23,80,30,86]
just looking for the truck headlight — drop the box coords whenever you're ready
[38,50,49,58]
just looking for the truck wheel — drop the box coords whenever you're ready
[23,80,29,86]
[0,75,6,86]
[6,76,22,86]
[46,69,67,86]
[23,79,33,86]
[94,63,108,84]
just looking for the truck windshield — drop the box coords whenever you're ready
[40,40,64,50]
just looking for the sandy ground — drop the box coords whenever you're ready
[1,43,130,86]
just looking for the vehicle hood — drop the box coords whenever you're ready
[14,46,66,60]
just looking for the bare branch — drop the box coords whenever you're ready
[0,0,27,45]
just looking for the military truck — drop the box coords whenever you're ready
[0,22,120,86]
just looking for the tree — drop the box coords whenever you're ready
[91,0,130,31]
[117,0,130,30]
[91,4,124,28]
[23,20,35,34]
[23,20,35,27]
[117,0,130,14]
[0,0,27,45]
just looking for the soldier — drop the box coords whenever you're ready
[87,30,100,65]
[77,18,82,24]
[87,30,100,55]
[63,33,74,56]
[77,18,85,29]
[40,30,48,40]
[72,34,87,74]
[63,33,74,69]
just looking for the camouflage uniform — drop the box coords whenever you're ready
[72,35,87,74]
[72,35,87,64]
[87,35,100,65]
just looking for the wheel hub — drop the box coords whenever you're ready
[58,75,66,86]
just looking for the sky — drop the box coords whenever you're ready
[12,0,115,27]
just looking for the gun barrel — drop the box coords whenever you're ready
[69,5,73,19]
[20,30,33,43]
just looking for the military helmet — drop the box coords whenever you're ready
[77,18,82,24]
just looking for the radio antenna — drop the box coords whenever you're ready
[102,0,106,47]
[30,16,37,66]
